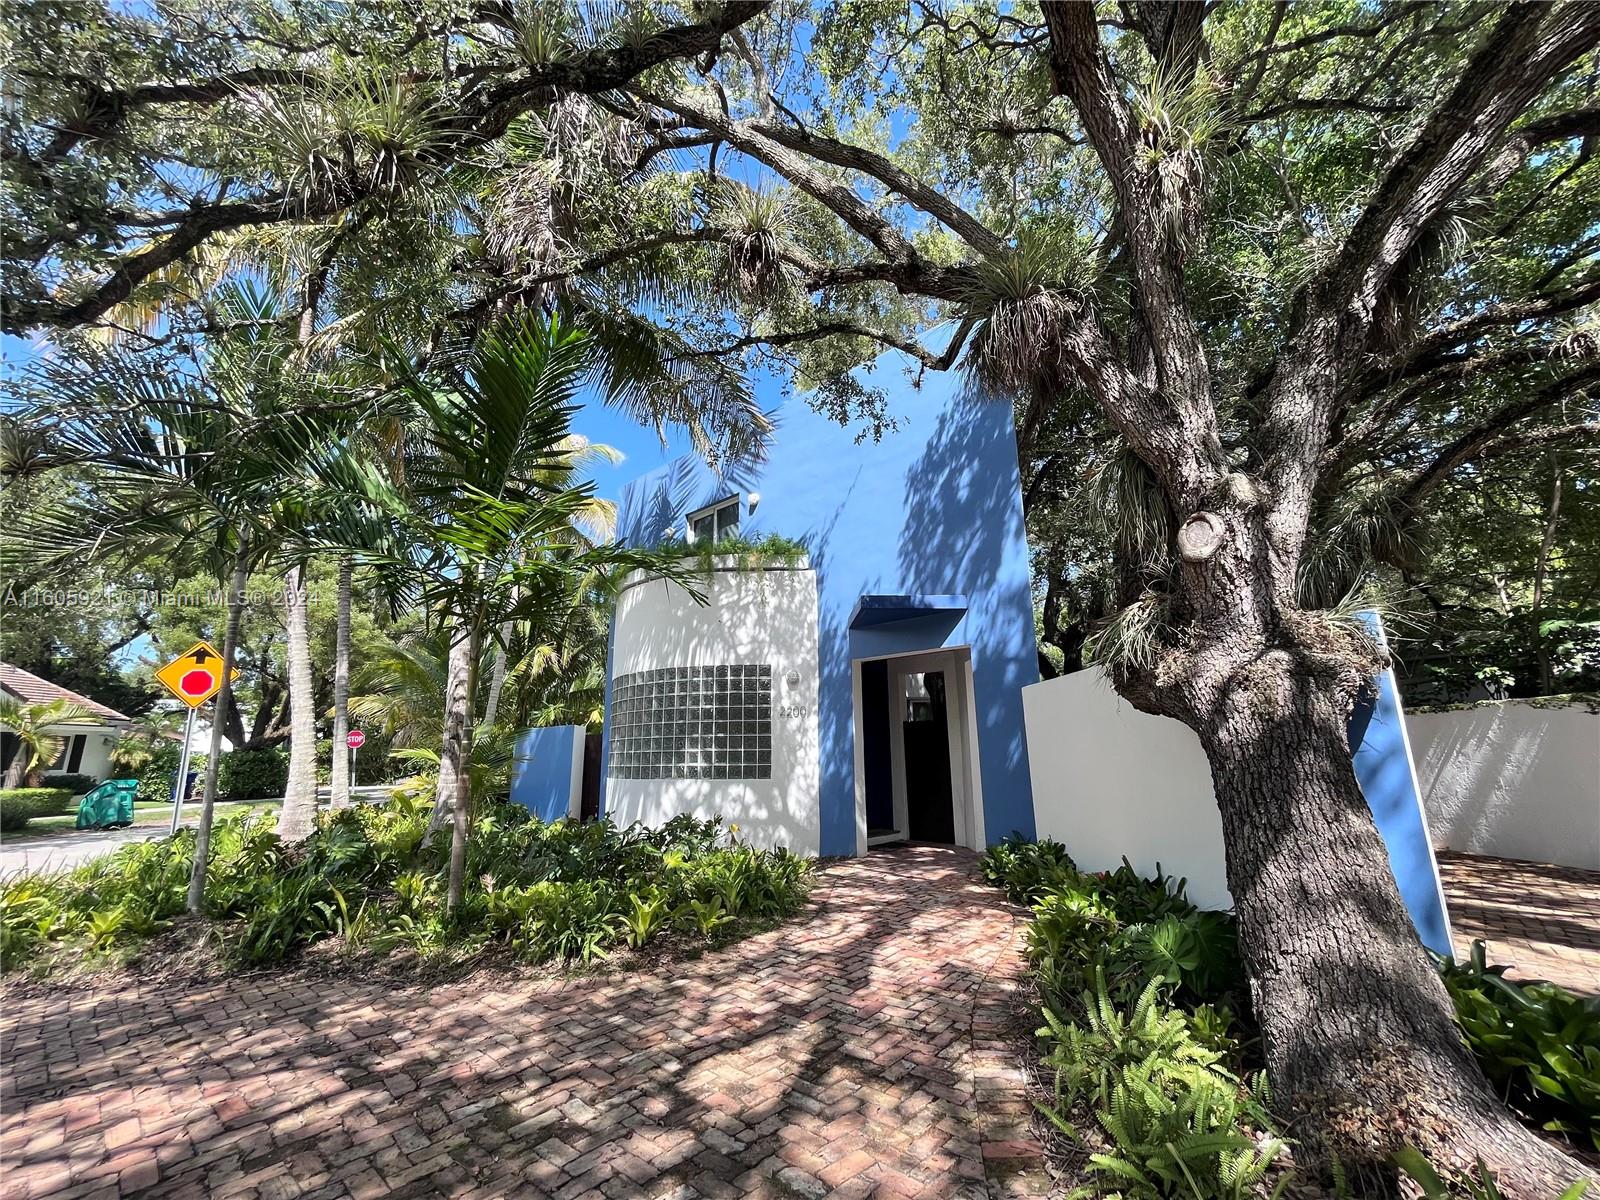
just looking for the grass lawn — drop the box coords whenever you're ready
[7,799,281,840]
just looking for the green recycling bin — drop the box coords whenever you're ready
[75,779,139,830]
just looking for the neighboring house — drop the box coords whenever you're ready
[598,370,1039,857]
[0,662,133,784]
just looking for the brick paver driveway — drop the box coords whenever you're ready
[1,846,1044,1200]
[1438,850,1600,996]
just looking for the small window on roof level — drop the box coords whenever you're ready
[686,496,741,544]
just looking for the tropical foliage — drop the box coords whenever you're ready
[981,840,1600,1193]
[0,807,809,976]
[4,1,1599,1179]
[0,698,95,788]
[1436,942,1600,1150]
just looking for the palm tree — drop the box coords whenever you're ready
[0,698,95,787]
[3,310,366,908]
[314,311,685,908]
[328,556,355,807]
[348,627,500,749]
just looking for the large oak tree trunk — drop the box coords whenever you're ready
[1155,614,1592,1194]
[276,564,320,840]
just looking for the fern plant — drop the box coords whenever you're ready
[1041,973,1223,1111]
[1089,1058,1285,1200]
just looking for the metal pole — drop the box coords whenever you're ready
[350,744,357,791]
[169,706,197,836]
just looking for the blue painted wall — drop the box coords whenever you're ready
[1349,615,1453,956]
[510,725,582,823]
[609,370,1039,854]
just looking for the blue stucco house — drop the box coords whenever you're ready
[506,362,1450,952]
[598,370,1039,858]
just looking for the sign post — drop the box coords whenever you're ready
[346,729,366,791]
[169,707,197,835]
[154,641,239,834]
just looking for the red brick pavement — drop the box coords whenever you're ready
[0,846,1048,1200]
[1437,850,1600,997]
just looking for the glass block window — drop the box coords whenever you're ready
[608,665,772,780]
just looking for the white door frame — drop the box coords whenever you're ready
[850,645,985,856]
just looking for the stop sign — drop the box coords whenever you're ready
[346,730,366,749]
[179,669,215,697]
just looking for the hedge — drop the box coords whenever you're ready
[0,788,76,831]
[219,749,288,801]
[41,773,98,796]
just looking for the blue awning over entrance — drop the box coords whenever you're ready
[848,594,969,630]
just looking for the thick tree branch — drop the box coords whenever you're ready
[1263,3,1600,561]
[1043,2,1221,503]
[637,90,1007,261]
[1386,275,1600,381]
[4,2,770,334]
[1399,362,1600,505]
[1319,4,1600,334]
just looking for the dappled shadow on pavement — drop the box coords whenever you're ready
[0,845,1041,1200]
[1438,850,1600,997]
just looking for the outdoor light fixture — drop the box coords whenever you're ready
[785,669,800,687]
[747,491,761,511]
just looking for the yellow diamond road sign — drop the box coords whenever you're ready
[155,641,238,709]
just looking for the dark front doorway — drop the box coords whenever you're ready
[861,660,895,838]
[902,671,955,843]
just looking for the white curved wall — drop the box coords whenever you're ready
[606,562,822,854]
[1408,700,1599,869]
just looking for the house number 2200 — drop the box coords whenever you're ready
[778,704,809,719]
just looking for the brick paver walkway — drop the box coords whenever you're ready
[1438,850,1600,996]
[1,846,1045,1200]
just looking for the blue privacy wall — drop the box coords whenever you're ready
[1349,614,1454,956]
[510,725,583,823]
[610,368,1038,855]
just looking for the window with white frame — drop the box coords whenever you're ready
[686,495,741,544]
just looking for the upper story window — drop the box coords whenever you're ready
[687,495,741,544]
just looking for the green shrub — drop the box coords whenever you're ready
[0,787,75,830]
[981,833,1077,904]
[985,840,1281,1194]
[0,806,812,976]
[1436,941,1600,1149]
[132,742,207,805]
[41,773,98,795]
[218,748,288,800]
[1087,1057,1284,1200]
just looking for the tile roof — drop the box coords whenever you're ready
[0,663,132,724]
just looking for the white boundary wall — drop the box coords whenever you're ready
[1022,667,1233,909]
[1407,699,1599,870]
[606,563,822,854]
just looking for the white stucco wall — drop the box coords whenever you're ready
[606,561,822,855]
[1022,667,1233,910]
[1407,699,1600,869]
[39,724,123,786]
